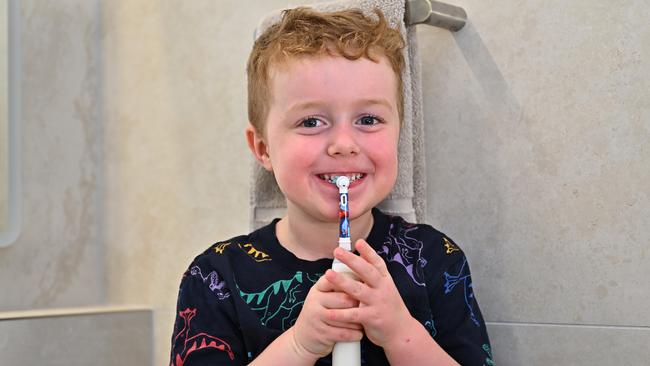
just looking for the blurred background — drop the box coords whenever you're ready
[1,0,648,365]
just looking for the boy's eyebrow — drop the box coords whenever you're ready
[286,101,324,112]
[355,98,395,109]
[287,98,395,112]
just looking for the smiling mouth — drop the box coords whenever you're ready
[317,173,365,184]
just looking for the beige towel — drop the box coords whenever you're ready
[250,0,426,229]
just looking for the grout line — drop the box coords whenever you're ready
[486,320,650,331]
[0,305,152,321]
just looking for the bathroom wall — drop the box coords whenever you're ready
[419,0,650,364]
[0,1,154,363]
[0,0,7,234]
[0,0,105,311]
[2,0,648,365]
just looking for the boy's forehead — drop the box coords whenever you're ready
[264,54,400,126]
[272,44,383,64]
[268,51,391,81]
[269,55,396,98]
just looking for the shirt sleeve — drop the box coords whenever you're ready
[169,260,246,366]
[431,252,494,366]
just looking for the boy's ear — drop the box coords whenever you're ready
[245,123,273,172]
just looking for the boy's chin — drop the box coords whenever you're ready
[344,206,374,221]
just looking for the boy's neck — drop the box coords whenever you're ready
[276,208,374,261]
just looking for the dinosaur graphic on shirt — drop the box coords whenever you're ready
[443,237,460,254]
[238,271,319,330]
[170,308,234,366]
[443,257,480,327]
[379,222,427,286]
[239,242,272,262]
[424,315,437,337]
[214,242,231,254]
[482,343,495,365]
[189,265,230,300]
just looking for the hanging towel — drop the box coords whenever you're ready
[250,0,426,229]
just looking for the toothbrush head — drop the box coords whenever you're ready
[335,176,350,190]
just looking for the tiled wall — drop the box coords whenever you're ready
[0,308,152,365]
[0,0,7,235]
[420,1,650,364]
[0,0,105,310]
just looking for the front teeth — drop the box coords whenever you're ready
[320,173,364,184]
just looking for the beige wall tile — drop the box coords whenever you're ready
[420,0,650,327]
[0,309,152,365]
[487,322,650,365]
[0,0,104,310]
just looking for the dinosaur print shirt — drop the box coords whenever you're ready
[170,208,493,365]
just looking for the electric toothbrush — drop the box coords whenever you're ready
[330,175,361,366]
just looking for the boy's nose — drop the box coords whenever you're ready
[327,125,360,157]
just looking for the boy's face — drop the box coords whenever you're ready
[247,54,400,223]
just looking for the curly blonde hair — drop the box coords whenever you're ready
[246,7,406,134]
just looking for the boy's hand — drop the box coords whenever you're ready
[324,239,414,348]
[290,274,364,360]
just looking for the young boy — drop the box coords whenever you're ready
[170,7,492,366]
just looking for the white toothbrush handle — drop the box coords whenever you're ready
[331,259,361,366]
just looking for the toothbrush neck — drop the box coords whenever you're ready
[276,209,374,260]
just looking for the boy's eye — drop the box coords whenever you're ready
[300,117,323,128]
[357,115,381,125]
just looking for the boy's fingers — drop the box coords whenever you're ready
[327,307,364,325]
[314,275,335,292]
[355,239,389,277]
[333,247,377,284]
[325,317,364,330]
[320,292,359,309]
[334,328,364,343]
[333,242,386,286]
[325,269,369,302]
[314,276,361,308]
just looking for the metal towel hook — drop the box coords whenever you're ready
[405,0,467,31]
